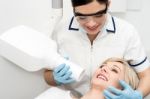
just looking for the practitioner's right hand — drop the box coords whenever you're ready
[53,63,75,85]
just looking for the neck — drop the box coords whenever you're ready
[81,88,104,99]
[87,33,99,45]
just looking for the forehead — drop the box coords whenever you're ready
[74,1,106,14]
[105,61,124,71]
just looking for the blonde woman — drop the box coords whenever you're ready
[80,57,139,99]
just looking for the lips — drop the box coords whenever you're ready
[87,26,98,31]
[97,73,108,81]
[86,24,100,30]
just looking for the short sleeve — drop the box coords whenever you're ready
[124,26,150,72]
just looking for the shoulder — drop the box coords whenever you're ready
[113,16,136,31]
[109,15,139,39]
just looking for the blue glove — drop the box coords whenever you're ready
[53,63,75,85]
[103,80,143,99]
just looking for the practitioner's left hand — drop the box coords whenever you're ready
[103,80,143,99]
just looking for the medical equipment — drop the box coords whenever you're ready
[0,0,84,81]
[0,0,85,81]
[0,25,85,81]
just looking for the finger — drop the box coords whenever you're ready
[104,95,113,99]
[103,89,117,99]
[63,71,72,80]
[107,86,122,95]
[58,65,70,77]
[119,80,131,89]
[64,78,75,84]
[63,54,69,60]
[54,64,65,73]
[64,56,69,60]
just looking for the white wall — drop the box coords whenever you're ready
[0,0,51,99]
[0,0,150,99]
[112,0,150,60]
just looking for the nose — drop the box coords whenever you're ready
[86,18,97,27]
[101,66,107,73]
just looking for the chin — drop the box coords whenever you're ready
[92,80,108,90]
[87,31,99,36]
[85,28,100,34]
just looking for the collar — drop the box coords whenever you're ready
[68,13,116,34]
[106,14,116,33]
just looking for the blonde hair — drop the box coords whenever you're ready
[102,57,139,89]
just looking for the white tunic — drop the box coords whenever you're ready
[51,13,150,95]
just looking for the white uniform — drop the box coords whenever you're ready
[52,13,150,95]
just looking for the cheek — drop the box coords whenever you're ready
[98,20,105,27]
[109,73,125,89]
[109,75,120,88]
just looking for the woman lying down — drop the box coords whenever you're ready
[35,57,139,99]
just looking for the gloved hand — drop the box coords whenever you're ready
[53,63,75,85]
[103,80,143,99]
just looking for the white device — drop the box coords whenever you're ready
[0,25,85,81]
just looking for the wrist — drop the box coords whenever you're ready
[52,71,62,86]
[44,70,57,86]
[135,90,143,99]
[55,80,62,86]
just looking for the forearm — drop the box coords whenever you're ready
[44,69,57,86]
[137,67,150,97]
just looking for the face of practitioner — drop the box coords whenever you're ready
[91,61,125,90]
[74,1,108,36]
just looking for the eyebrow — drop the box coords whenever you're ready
[74,8,107,16]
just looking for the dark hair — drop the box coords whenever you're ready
[71,0,109,7]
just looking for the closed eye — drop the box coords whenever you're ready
[94,14,103,17]
[99,64,106,68]
[111,68,118,73]
[78,16,86,20]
